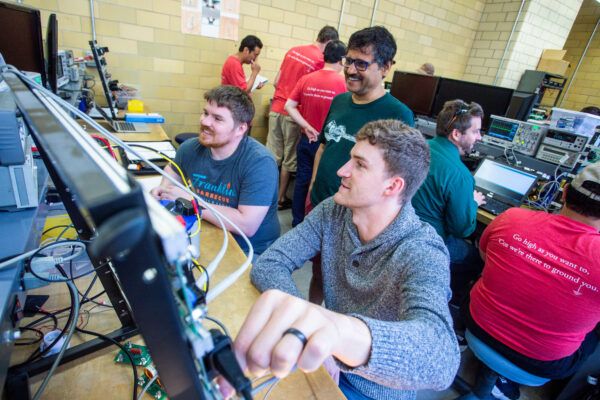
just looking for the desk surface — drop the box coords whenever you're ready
[12,223,342,400]
[476,208,495,225]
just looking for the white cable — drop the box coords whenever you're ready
[6,67,253,301]
[32,280,80,400]
[0,241,86,271]
[136,374,158,400]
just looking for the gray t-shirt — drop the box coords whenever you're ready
[174,136,280,255]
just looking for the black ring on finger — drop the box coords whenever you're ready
[282,327,308,347]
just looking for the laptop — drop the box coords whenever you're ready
[473,159,538,216]
[88,40,150,133]
[93,104,150,133]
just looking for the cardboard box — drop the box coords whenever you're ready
[537,49,570,76]
[541,49,566,60]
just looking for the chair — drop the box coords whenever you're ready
[454,330,550,399]
[174,132,197,146]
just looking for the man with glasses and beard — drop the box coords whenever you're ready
[307,26,414,303]
[151,86,280,257]
[412,99,486,304]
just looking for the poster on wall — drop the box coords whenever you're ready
[181,0,239,41]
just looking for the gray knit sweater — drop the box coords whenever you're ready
[251,198,460,400]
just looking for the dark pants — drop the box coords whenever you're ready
[446,236,484,305]
[292,136,320,227]
[462,295,600,379]
[339,373,372,400]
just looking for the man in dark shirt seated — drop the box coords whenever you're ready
[412,99,487,301]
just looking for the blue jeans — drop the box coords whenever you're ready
[292,136,320,226]
[339,373,373,400]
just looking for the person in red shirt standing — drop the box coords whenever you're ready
[267,26,339,210]
[221,35,264,93]
[466,162,600,399]
[284,40,347,226]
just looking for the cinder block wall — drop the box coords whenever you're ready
[561,0,600,111]
[10,0,494,142]
[464,0,582,89]
[9,0,589,141]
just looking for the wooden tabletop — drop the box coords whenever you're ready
[476,208,495,225]
[12,222,343,400]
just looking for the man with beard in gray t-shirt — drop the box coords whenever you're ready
[151,85,280,256]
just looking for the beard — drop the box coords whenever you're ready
[199,125,227,149]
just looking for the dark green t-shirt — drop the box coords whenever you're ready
[310,92,414,206]
[411,136,477,240]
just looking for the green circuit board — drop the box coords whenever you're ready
[114,342,152,367]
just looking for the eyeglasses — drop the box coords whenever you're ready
[342,56,376,72]
[445,106,471,132]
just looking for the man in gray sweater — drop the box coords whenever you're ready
[234,120,460,400]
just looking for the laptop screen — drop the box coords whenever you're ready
[474,159,537,204]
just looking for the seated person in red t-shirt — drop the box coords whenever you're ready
[465,162,600,399]
[221,35,264,93]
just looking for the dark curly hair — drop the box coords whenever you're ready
[347,26,396,66]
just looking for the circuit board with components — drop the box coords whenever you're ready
[114,342,152,367]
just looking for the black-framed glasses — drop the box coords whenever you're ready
[342,56,375,72]
[445,106,471,132]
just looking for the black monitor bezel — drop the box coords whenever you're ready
[89,40,119,120]
[46,14,58,93]
[0,2,47,87]
[431,77,514,131]
[390,71,440,117]
[4,71,209,399]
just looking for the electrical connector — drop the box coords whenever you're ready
[30,257,56,274]
[205,330,252,400]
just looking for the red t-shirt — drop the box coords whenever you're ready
[470,208,600,361]
[288,69,347,133]
[221,55,247,91]
[271,44,324,115]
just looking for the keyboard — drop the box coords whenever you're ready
[479,197,512,216]
[115,121,137,132]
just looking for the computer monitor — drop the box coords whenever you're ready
[474,159,538,204]
[89,40,120,119]
[505,92,536,121]
[3,70,226,399]
[431,78,514,131]
[0,2,46,87]
[46,14,58,93]
[390,71,440,116]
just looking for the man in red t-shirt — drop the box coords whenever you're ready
[466,162,600,397]
[266,26,339,210]
[284,40,347,226]
[221,35,264,93]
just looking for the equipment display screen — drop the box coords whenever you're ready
[546,129,577,143]
[487,118,519,142]
[474,159,537,203]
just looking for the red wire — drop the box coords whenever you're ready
[91,134,117,159]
